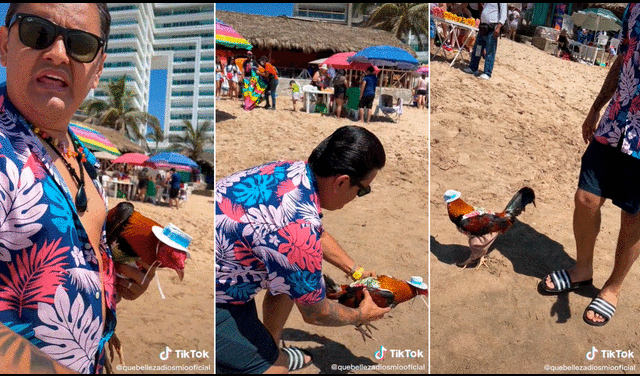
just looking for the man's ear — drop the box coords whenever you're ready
[0,26,10,68]
[335,174,351,189]
[91,52,107,90]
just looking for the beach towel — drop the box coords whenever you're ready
[243,70,267,111]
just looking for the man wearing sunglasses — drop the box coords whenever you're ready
[216,125,389,373]
[0,4,155,373]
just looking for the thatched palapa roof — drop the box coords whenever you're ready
[216,11,416,56]
[587,3,628,19]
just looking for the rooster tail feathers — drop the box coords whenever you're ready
[323,274,341,294]
[503,187,536,217]
[106,202,135,243]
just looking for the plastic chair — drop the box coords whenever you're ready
[374,94,403,122]
[344,87,360,121]
[146,180,156,204]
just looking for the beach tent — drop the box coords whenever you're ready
[216,19,252,50]
[348,46,419,89]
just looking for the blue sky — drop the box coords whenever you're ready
[0,4,166,130]
[216,3,294,17]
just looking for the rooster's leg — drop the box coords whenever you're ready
[355,323,378,342]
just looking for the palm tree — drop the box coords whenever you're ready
[362,3,430,50]
[169,120,213,163]
[79,75,161,150]
[146,125,165,154]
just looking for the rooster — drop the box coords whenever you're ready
[324,274,428,341]
[106,202,190,281]
[105,202,192,371]
[444,187,536,268]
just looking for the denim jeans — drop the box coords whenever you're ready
[468,31,498,77]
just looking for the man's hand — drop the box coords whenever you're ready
[357,289,391,324]
[115,260,158,302]
[493,24,502,38]
[582,108,601,144]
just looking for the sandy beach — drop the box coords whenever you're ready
[215,95,429,373]
[430,39,640,373]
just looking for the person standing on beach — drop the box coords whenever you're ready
[216,126,389,373]
[463,3,507,80]
[258,55,279,110]
[168,167,182,209]
[0,3,156,373]
[540,3,640,327]
[359,66,378,123]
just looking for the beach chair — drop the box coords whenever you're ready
[344,87,360,121]
[101,175,117,197]
[302,84,317,112]
[374,94,403,122]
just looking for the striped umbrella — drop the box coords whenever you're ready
[216,19,252,50]
[69,123,121,156]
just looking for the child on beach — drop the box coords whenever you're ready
[290,80,302,112]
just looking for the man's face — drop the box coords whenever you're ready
[321,169,378,211]
[0,3,106,127]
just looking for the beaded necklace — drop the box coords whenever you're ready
[32,126,88,213]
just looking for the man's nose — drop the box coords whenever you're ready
[42,35,70,65]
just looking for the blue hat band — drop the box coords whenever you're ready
[163,226,191,249]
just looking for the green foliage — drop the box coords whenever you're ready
[79,74,162,151]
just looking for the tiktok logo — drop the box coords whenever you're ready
[374,346,387,361]
[160,346,173,361]
[586,346,598,361]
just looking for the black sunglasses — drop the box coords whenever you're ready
[353,180,372,197]
[8,13,105,63]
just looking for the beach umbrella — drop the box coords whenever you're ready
[348,46,419,70]
[216,19,252,50]
[145,152,198,168]
[415,65,429,75]
[570,8,622,32]
[69,123,121,156]
[323,52,378,71]
[309,57,327,65]
[112,152,149,166]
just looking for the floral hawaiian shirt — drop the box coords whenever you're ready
[594,4,640,158]
[0,84,116,374]
[215,161,326,306]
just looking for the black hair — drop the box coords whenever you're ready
[308,126,386,184]
[366,66,375,74]
[290,80,296,85]
[6,3,111,50]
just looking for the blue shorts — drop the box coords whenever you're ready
[216,300,279,374]
[578,140,640,214]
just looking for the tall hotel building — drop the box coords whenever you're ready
[91,4,215,150]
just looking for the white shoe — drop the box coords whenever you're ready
[478,73,491,80]
[463,67,477,75]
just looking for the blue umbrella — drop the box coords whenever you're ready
[348,45,419,70]
[146,152,198,168]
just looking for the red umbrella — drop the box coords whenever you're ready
[112,153,149,166]
[323,52,379,72]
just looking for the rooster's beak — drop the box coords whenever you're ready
[175,269,184,281]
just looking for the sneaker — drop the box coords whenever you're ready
[463,67,478,75]
[478,73,491,80]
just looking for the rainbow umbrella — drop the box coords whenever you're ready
[69,123,121,156]
[415,65,429,75]
[216,19,252,50]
